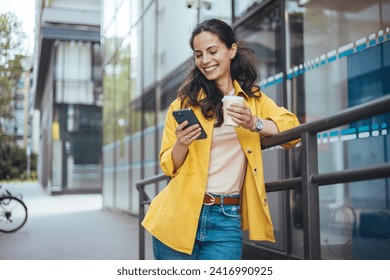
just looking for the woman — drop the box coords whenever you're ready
[142,18,300,260]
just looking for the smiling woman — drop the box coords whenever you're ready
[142,18,300,260]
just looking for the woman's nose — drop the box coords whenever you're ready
[201,53,211,64]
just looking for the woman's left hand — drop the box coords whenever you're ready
[226,103,255,130]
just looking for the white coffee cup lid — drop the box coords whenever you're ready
[221,95,244,102]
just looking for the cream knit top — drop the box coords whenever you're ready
[206,89,247,194]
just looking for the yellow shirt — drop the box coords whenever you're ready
[142,80,300,254]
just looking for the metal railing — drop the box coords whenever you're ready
[136,94,390,260]
[136,174,170,260]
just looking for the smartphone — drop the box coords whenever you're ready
[172,109,207,139]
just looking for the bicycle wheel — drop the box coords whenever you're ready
[0,197,28,233]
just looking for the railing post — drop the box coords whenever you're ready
[301,132,321,259]
[135,174,169,260]
[138,184,146,260]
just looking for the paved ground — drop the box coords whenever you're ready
[0,181,153,260]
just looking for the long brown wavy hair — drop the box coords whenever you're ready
[177,18,261,127]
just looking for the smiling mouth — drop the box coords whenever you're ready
[204,65,218,72]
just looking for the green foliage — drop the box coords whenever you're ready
[0,142,37,180]
[0,12,26,132]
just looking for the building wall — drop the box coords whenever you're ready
[283,0,390,259]
[34,0,102,193]
[38,55,54,188]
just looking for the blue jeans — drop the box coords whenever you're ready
[153,194,242,260]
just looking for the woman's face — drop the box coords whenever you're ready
[193,31,237,88]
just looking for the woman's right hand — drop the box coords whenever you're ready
[172,121,202,171]
[175,121,202,147]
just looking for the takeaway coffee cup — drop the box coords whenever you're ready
[222,95,245,126]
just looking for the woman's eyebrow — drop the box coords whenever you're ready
[194,45,219,53]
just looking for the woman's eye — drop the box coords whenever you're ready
[210,51,217,55]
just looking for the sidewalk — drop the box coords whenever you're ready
[0,181,153,260]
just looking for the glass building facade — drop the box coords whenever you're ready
[102,0,390,259]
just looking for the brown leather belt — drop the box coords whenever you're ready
[203,193,240,205]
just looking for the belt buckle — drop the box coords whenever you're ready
[203,193,215,205]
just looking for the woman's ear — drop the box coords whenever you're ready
[230,43,238,59]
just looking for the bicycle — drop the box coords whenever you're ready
[0,184,28,233]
